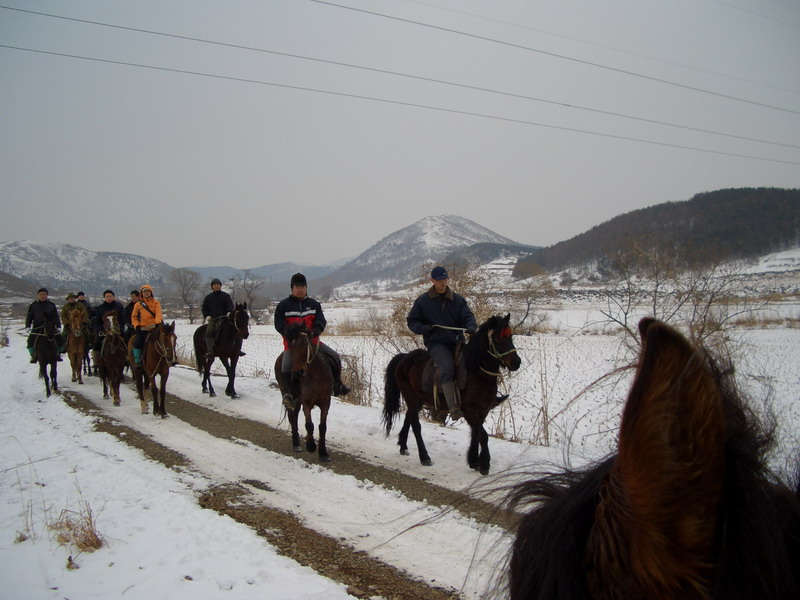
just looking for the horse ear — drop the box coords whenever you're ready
[242,302,247,310]
[586,319,726,597]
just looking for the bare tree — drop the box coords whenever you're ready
[240,269,267,324]
[513,274,554,334]
[169,268,202,324]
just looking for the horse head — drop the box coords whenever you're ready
[231,302,250,339]
[103,313,121,335]
[68,308,84,334]
[285,322,312,373]
[508,318,800,600]
[158,321,177,364]
[480,313,521,371]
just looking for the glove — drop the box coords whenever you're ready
[205,316,212,324]
[312,326,323,337]
[466,326,477,335]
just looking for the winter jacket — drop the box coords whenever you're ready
[131,285,163,329]
[202,290,234,319]
[26,299,61,333]
[274,294,327,349]
[60,301,90,329]
[407,286,477,349]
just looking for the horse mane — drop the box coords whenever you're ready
[506,319,800,600]
[464,315,501,371]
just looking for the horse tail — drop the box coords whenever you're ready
[382,353,406,436]
[193,327,204,374]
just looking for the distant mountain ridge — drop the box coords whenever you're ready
[0,241,173,293]
[513,188,800,277]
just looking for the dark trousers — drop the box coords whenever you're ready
[428,343,456,383]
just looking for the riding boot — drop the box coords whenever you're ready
[132,348,142,366]
[280,370,295,409]
[205,336,215,360]
[442,381,463,420]
[28,346,36,363]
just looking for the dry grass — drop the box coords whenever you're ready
[47,500,105,554]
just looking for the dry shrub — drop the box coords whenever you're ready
[48,499,104,554]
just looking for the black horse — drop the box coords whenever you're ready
[32,328,59,397]
[506,318,800,600]
[193,303,249,398]
[383,314,521,475]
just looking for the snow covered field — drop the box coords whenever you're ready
[2,299,799,599]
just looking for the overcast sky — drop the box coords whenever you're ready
[2,0,799,268]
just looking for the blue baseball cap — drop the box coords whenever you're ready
[430,266,448,280]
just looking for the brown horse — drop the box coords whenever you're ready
[383,314,521,475]
[127,322,177,418]
[506,318,800,600]
[193,303,249,398]
[98,313,127,406]
[65,308,87,384]
[31,327,59,397]
[274,323,333,462]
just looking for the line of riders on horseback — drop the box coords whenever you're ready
[26,266,507,423]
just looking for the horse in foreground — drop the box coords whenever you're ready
[65,308,86,384]
[127,322,177,418]
[274,323,333,462]
[193,303,249,398]
[383,314,521,475]
[97,313,127,406]
[507,318,800,600]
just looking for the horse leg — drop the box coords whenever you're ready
[205,359,216,397]
[409,412,432,466]
[40,362,51,398]
[160,373,169,418]
[289,406,302,452]
[51,361,58,393]
[224,358,238,398]
[304,405,317,454]
[317,404,330,462]
[135,369,148,414]
[397,413,412,456]
[472,424,491,475]
[102,373,110,399]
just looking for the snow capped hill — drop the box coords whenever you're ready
[330,215,522,287]
[0,240,174,293]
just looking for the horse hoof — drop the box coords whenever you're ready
[113,401,120,406]
[421,458,433,466]
[293,445,303,452]
[400,449,410,456]
[104,394,110,399]
[202,389,208,394]
[479,467,490,476]
[161,413,169,419]
[225,390,232,397]
[320,455,332,463]
[230,393,239,399]
[78,380,83,385]
[209,391,216,398]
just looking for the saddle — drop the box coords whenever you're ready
[421,343,467,406]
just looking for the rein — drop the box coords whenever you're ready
[145,326,175,379]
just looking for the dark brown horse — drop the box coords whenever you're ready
[506,318,800,600]
[274,323,333,462]
[65,308,86,384]
[127,322,177,418]
[97,313,127,406]
[193,303,249,398]
[383,314,521,475]
[31,327,59,397]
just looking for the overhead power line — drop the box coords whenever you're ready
[309,0,800,116]
[0,4,797,151]
[2,44,798,166]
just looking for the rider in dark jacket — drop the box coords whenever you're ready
[407,266,477,419]
[26,287,63,363]
[201,278,235,359]
[92,290,126,362]
[124,290,139,340]
[274,273,349,408]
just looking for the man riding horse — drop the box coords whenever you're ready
[274,273,350,409]
[92,290,126,365]
[201,278,245,360]
[407,266,477,420]
[26,287,63,363]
